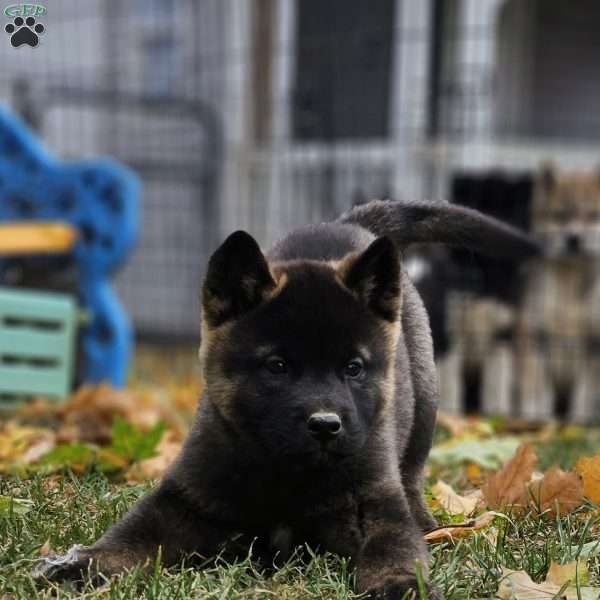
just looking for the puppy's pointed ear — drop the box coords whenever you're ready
[202,231,275,327]
[340,236,401,322]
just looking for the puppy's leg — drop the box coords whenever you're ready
[481,342,513,416]
[400,278,438,533]
[355,483,443,600]
[401,401,438,533]
[573,350,600,422]
[34,478,232,582]
[517,341,553,420]
[436,346,463,414]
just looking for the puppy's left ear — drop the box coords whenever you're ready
[203,231,275,327]
[340,236,401,322]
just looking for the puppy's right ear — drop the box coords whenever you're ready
[202,231,275,327]
[339,236,401,322]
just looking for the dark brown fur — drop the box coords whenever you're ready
[35,200,539,599]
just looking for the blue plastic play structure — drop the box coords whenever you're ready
[0,107,140,388]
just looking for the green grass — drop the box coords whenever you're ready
[0,473,358,599]
[1,437,599,599]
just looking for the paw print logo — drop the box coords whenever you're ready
[5,16,45,48]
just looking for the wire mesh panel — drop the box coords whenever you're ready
[0,1,222,339]
[1,0,600,419]
[43,93,221,338]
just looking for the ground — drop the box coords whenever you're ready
[0,345,599,599]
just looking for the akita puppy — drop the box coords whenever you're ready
[517,164,600,420]
[36,200,538,599]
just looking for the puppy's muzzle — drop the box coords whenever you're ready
[307,412,342,442]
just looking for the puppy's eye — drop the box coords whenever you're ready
[265,356,287,375]
[344,358,364,378]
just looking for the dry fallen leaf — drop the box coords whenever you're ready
[574,454,600,504]
[498,564,597,600]
[528,465,584,517]
[481,443,537,512]
[20,436,56,464]
[498,568,544,599]
[0,422,56,469]
[39,539,51,557]
[424,511,498,544]
[545,560,589,587]
[56,384,190,446]
[432,480,483,516]
[125,431,182,482]
[466,462,485,485]
[481,443,585,517]
[13,397,60,423]
[58,385,161,444]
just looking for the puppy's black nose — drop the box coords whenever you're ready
[307,413,342,441]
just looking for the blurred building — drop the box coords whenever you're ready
[220,0,600,226]
[2,1,600,417]
[1,1,221,337]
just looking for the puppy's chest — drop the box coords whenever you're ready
[266,511,363,561]
[257,490,364,560]
[269,525,294,561]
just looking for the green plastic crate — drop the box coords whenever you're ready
[0,286,77,406]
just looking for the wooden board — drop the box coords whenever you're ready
[0,222,78,255]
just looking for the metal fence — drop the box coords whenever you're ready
[1,0,600,420]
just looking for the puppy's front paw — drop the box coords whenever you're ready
[416,511,439,534]
[32,544,95,582]
[366,577,444,600]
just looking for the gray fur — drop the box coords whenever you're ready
[340,199,541,258]
[35,199,538,600]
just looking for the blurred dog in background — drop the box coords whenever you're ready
[517,164,600,420]
[434,173,532,415]
[438,292,515,416]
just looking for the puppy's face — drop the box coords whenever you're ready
[200,232,401,467]
[533,164,600,257]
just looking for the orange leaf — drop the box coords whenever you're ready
[528,466,584,517]
[57,384,189,445]
[574,454,600,504]
[467,462,484,485]
[481,443,537,512]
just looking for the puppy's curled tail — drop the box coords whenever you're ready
[338,199,541,258]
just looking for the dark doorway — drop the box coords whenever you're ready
[293,0,396,141]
